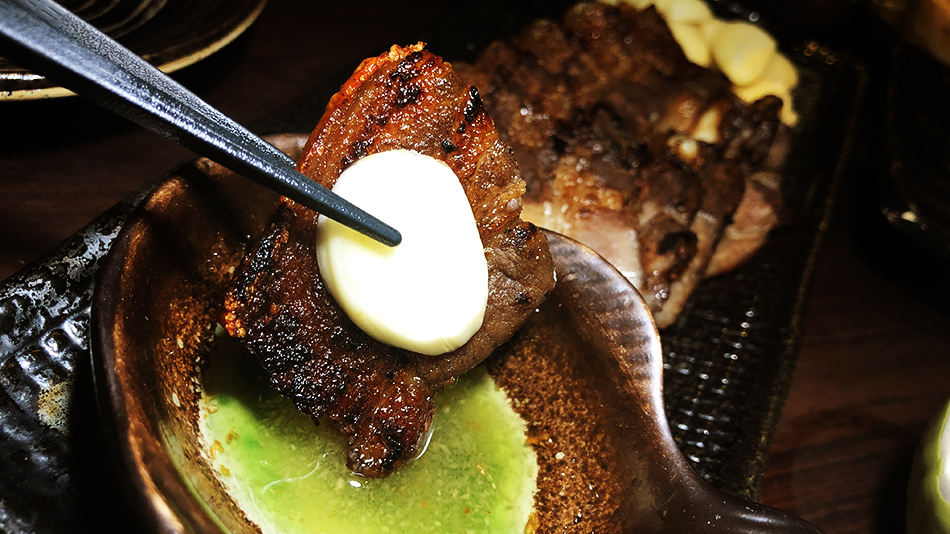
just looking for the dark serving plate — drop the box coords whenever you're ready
[0,0,864,531]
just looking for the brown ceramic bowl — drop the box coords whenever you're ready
[91,134,822,533]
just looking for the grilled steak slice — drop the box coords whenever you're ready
[221,43,555,477]
[455,2,788,328]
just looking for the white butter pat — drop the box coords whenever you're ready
[710,21,777,86]
[668,20,711,67]
[733,53,798,100]
[661,0,713,23]
[315,149,488,356]
[733,53,800,126]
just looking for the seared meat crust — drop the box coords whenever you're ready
[222,43,555,477]
[456,2,789,328]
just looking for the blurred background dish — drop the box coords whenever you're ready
[852,0,950,265]
[0,0,267,100]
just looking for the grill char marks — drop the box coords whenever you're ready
[222,43,554,477]
[455,2,788,328]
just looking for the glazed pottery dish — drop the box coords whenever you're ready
[92,134,822,533]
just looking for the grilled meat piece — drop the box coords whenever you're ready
[456,2,789,328]
[221,43,555,477]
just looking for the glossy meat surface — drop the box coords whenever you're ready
[455,2,789,328]
[221,43,555,477]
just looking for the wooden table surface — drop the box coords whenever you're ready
[4,1,950,533]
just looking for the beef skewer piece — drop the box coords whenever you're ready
[222,43,555,477]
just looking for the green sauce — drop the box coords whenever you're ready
[200,332,537,534]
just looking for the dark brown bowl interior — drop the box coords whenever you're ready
[91,134,822,533]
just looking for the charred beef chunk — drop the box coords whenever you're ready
[455,2,790,328]
[222,43,555,477]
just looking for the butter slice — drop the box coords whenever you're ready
[315,150,488,356]
[733,53,798,101]
[711,21,777,86]
[660,0,713,23]
[668,20,711,67]
[733,53,800,125]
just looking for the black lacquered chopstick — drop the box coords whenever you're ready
[0,0,401,247]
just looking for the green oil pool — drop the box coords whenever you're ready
[199,332,537,533]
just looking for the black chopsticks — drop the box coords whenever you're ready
[0,0,402,247]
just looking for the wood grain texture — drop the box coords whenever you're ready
[759,187,950,533]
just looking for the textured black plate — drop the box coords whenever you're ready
[0,1,863,532]
[658,29,867,498]
[0,0,266,100]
